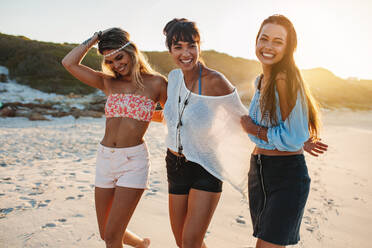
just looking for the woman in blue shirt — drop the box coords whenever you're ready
[241,15,327,247]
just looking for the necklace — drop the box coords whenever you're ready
[176,64,202,155]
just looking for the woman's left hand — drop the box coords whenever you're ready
[304,138,328,157]
[240,115,256,134]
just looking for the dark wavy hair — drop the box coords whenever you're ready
[163,18,201,51]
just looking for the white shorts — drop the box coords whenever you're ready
[95,142,150,189]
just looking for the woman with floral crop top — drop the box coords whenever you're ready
[62,28,167,248]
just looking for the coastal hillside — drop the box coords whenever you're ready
[0,33,100,95]
[302,68,372,110]
[1,33,371,109]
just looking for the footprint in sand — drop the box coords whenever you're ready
[303,216,311,224]
[2,177,12,184]
[19,197,37,208]
[87,233,96,240]
[42,223,57,228]
[28,192,43,196]
[235,215,246,225]
[150,188,158,193]
[73,214,84,218]
[307,207,320,215]
[22,232,34,242]
[322,197,338,209]
[78,186,90,192]
[38,202,49,208]
[145,192,156,196]
[0,208,14,218]
[15,205,27,210]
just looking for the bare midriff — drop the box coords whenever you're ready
[252,146,303,156]
[100,117,150,148]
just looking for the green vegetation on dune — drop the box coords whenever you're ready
[0,33,99,94]
[1,33,371,109]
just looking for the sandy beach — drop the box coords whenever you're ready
[0,108,371,248]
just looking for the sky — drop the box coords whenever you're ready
[1,0,372,80]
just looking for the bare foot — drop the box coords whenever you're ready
[135,238,150,248]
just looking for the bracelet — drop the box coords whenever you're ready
[256,126,262,139]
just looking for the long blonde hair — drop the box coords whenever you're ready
[98,28,157,90]
[257,15,321,139]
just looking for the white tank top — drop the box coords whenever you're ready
[163,69,251,197]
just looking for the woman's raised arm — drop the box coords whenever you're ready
[61,32,106,92]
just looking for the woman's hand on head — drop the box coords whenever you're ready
[304,138,328,157]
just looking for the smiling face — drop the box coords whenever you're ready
[170,40,200,71]
[256,23,288,66]
[102,50,132,77]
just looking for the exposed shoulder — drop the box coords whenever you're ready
[275,71,289,102]
[100,72,114,84]
[142,74,167,104]
[205,69,235,96]
[143,73,167,85]
[143,73,167,98]
[275,71,295,120]
[152,74,167,90]
[275,71,287,89]
[101,74,117,95]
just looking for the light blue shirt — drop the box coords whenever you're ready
[248,75,309,152]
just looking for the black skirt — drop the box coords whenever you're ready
[249,154,311,246]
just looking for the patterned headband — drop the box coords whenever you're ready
[103,41,131,58]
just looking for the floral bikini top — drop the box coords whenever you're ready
[105,93,156,122]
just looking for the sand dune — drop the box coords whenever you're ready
[1,109,371,247]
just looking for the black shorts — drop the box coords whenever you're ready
[249,154,311,246]
[166,149,222,194]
